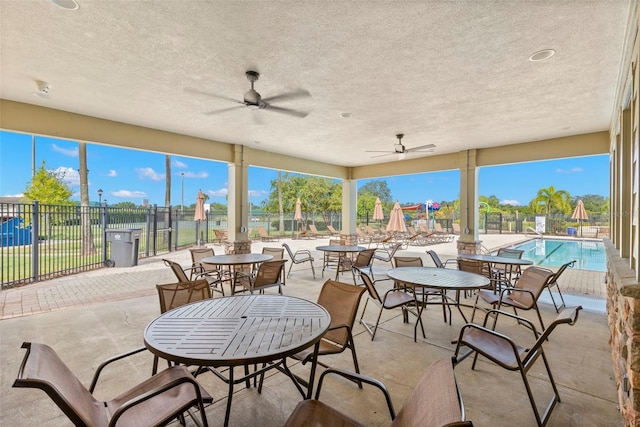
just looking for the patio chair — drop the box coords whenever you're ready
[278,279,366,394]
[282,242,316,279]
[326,225,341,236]
[163,258,205,284]
[453,306,583,427]
[308,224,323,237]
[470,266,554,333]
[358,272,423,341]
[322,238,345,278]
[373,242,403,267]
[394,256,450,326]
[349,248,377,284]
[214,229,228,244]
[491,247,524,288]
[234,259,287,294]
[13,342,211,427]
[262,246,286,284]
[284,358,472,427]
[426,250,457,268]
[355,226,369,244]
[452,223,461,234]
[154,279,213,374]
[257,225,278,242]
[543,260,575,312]
[188,247,225,295]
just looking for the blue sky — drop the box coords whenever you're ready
[0,130,609,208]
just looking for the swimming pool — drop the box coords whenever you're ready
[509,238,606,272]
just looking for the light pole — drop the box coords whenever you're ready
[97,188,103,206]
[181,172,185,213]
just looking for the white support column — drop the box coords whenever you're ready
[341,179,357,236]
[458,149,481,253]
[227,144,250,253]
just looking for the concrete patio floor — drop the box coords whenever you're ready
[0,234,618,426]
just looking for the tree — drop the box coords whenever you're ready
[23,161,73,205]
[277,171,284,235]
[359,180,393,204]
[78,142,96,255]
[529,186,572,214]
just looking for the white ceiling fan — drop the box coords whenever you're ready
[366,134,436,159]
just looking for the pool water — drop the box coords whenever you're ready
[509,238,606,272]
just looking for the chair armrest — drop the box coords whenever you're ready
[453,322,521,367]
[89,346,148,392]
[480,309,539,337]
[314,368,396,420]
[109,367,208,426]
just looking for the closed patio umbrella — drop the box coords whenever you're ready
[373,197,384,223]
[194,190,206,245]
[386,201,407,233]
[571,199,588,237]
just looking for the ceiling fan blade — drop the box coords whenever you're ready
[204,105,245,115]
[406,143,436,152]
[262,89,312,104]
[264,104,309,118]
[184,87,241,104]
[370,152,395,158]
[365,150,395,153]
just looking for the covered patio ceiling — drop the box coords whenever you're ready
[0,1,628,172]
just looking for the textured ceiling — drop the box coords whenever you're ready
[0,1,630,167]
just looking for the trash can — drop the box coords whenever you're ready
[567,227,576,236]
[106,228,141,267]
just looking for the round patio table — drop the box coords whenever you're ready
[386,267,490,340]
[202,253,273,294]
[144,295,330,427]
[457,253,533,287]
[316,245,365,280]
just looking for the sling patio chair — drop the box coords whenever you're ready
[262,280,366,396]
[261,246,286,284]
[453,306,583,427]
[308,224,324,237]
[543,260,575,312]
[348,247,377,284]
[373,242,403,270]
[358,272,423,341]
[326,225,341,236]
[234,259,287,294]
[13,342,212,427]
[470,266,554,333]
[284,357,472,427]
[321,238,346,278]
[426,250,457,269]
[153,279,213,375]
[257,225,278,242]
[491,247,525,289]
[282,242,316,279]
[188,247,226,295]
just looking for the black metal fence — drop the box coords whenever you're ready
[1,201,609,289]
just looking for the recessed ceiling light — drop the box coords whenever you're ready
[339,112,352,118]
[33,81,51,99]
[529,49,555,62]
[51,0,79,10]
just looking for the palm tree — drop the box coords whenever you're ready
[529,185,572,214]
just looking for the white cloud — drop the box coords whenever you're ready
[556,167,583,174]
[249,189,268,197]
[182,171,209,179]
[208,188,228,197]
[112,190,148,198]
[135,167,164,181]
[52,143,78,157]
[107,170,117,177]
[3,193,24,198]
[54,166,80,187]
[501,199,521,206]
[173,160,188,168]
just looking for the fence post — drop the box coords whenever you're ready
[145,205,151,257]
[101,204,107,263]
[31,201,39,282]
[153,204,159,255]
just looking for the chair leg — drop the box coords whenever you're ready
[310,261,316,279]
